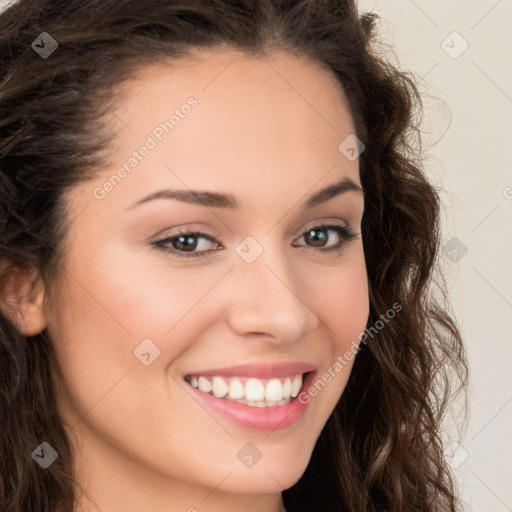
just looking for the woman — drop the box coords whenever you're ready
[0,1,468,511]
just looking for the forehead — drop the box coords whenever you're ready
[69,48,362,221]
[109,47,356,153]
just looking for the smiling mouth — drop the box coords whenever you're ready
[184,372,311,407]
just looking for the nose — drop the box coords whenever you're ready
[224,240,320,344]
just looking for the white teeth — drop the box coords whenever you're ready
[211,376,229,398]
[197,376,212,394]
[282,377,292,399]
[186,373,306,405]
[265,378,283,401]
[291,375,302,398]
[228,378,245,399]
[245,378,265,401]
[230,397,290,407]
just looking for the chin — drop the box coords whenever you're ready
[218,449,312,494]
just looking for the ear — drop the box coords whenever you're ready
[0,263,47,336]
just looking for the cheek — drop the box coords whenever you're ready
[80,243,223,340]
[45,242,232,427]
[308,245,370,349]
[44,269,139,426]
[304,245,369,399]
[53,241,217,351]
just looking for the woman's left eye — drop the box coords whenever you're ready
[151,223,358,259]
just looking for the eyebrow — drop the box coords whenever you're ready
[127,177,363,211]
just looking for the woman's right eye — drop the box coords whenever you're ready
[151,230,222,259]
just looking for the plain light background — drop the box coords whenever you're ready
[355,1,512,510]
[1,0,511,510]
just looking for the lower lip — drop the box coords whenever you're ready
[184,371,316,431]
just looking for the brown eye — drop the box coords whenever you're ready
[152,231,221,258]
[293,224,358,252]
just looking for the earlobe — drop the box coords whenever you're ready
[0,264,47,336]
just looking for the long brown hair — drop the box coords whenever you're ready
[0,1,468,510]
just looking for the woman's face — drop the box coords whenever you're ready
[43,49,369,509]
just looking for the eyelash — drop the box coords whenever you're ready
[151,223,359,259]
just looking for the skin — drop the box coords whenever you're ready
[15,49,369,512]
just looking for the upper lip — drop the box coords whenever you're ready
[184,361,317,379]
